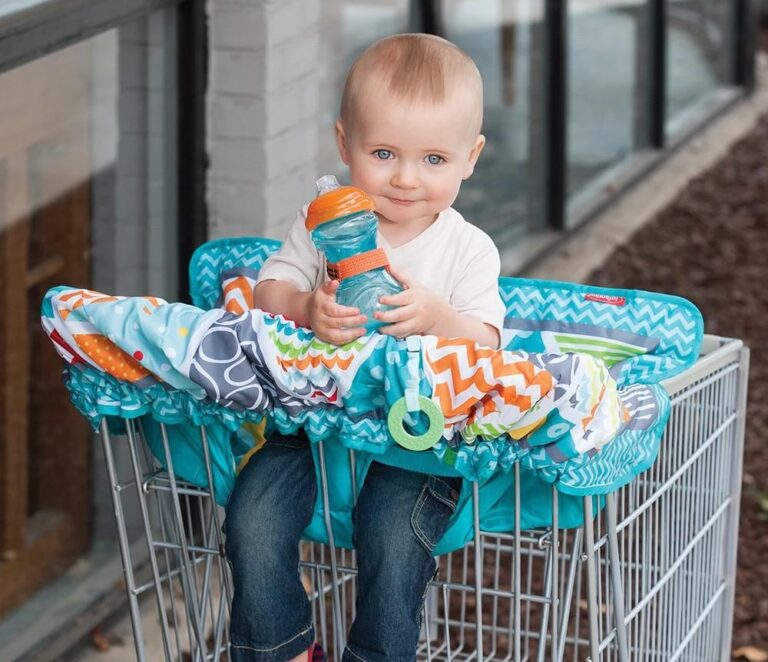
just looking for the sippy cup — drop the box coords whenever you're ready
[306,175,403,332]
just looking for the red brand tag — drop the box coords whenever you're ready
[584,293,626,306]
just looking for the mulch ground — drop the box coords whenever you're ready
[588,109,768,654]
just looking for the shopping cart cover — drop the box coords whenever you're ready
[41,286,626,485]
[41,243,701,504]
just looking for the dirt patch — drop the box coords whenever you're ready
[588,112,768,653]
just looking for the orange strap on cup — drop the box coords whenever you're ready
[326,248,390,281]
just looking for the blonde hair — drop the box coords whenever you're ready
[340,33,483,134]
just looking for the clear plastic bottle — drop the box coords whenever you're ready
[306,175,403,332]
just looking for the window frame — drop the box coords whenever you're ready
[0,0,207,619]
[410,0,757,265]
[0,0,207,300]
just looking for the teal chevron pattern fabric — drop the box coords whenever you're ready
[183,238,700,495]
[190,237,281,310]
[41,236,702,545]
[499,277,702,386]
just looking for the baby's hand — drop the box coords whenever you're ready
[307,280,368,345]
[374,268,447,338]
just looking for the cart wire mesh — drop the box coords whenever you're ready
[98,336,748,662]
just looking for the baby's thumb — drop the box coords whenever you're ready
[320,279,339,296]
[388,268,410,289]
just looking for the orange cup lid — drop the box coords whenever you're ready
[305,186,375,230]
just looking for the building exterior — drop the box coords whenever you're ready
[0,0,758,657]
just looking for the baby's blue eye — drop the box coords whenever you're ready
[426,154,444,165]
[374,149,393,160]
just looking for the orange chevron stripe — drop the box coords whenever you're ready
[60,289,104,303]
[226,300,246,315]
[278,354,354,371]
[60,290,84,302]
[482,398,498,415]
[69,294,120,310]
[428,340,553,419]
[581,384,605,430]
[223,277,255,310]
[430,353,534,391]
[429,349,551,397]
[431,339,548,384]
[434,383,532,418]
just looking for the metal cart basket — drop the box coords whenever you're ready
[96,333,748,662]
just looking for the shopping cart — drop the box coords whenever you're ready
[95,330,747,662]
[41,234,745,662]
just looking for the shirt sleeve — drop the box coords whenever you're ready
[449,231,506,336]
[255,206,322,292]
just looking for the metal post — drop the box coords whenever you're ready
[158,422,209,659]
[472,480,484,660]
[733,0,756,91]
[551,487,559,660]
[558,529,583,661]
[316,440,345,658]
[720,346,749,661]
[199,425,234,603]
[605,493,629,661]
[99,420,148,662]
[123,419,174,660]
[198,425,233,659]
[544,0,568,230]
[582,497,600,661]
[647,0,667,149]
[514,463,522,662]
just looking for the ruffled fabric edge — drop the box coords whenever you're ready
[63,363,670,496]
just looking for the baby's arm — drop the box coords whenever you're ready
[375,268,500,348]
[427,304,499,348]
[252,208,367,345]
[253,280,312,326]
[254,279,368,345]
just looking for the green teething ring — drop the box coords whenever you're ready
[387,395,445,451]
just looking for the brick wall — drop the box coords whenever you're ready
[207,0,322,239]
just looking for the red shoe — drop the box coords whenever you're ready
[308,643,327,662]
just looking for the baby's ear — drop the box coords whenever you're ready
[335,119,350,164]
[463,134,486,179]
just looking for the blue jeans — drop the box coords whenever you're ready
[225,432,462,662]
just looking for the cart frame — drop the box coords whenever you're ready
[99,335,748,661]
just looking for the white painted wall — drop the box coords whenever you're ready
[206,0,322,238]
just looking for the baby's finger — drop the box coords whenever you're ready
[328,301,362,317]
[387,267,411,289]
[326,326,368,345]
[378,290,412,307]
[378,321,413,339]
[325,313,367,329]
[321,279,340,294]
[374,304,412,323]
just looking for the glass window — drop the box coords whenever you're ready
[315,1,542,250]
[444,1,543,247]
[316,1,411,183]
[0,7,179,613]
[666,0,735,126]
[567,1,639,201]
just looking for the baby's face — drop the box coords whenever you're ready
[336,88,484,232]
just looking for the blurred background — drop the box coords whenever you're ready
[0,1,765,659]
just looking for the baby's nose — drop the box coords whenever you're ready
[391,166,419,189]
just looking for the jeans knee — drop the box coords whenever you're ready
[224,438,318,564]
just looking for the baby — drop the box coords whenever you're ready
[225,34,505,661]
